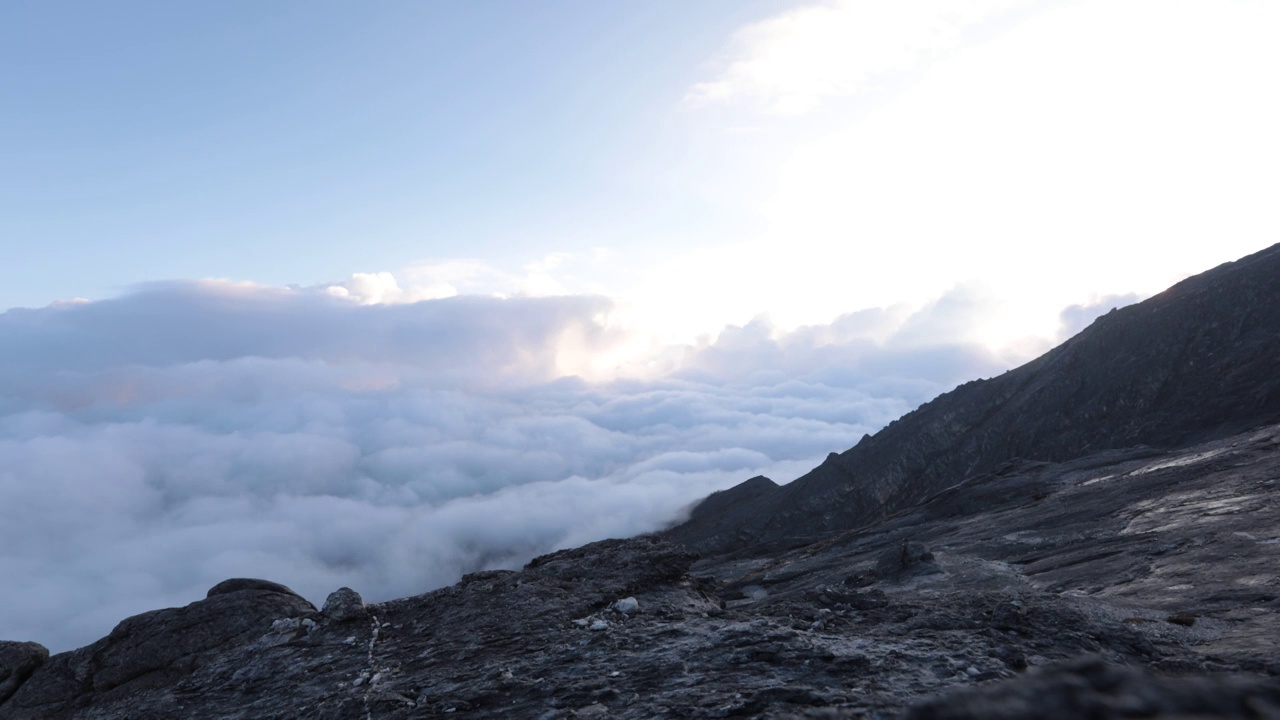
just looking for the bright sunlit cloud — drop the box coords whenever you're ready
[669,0,1280,350]
[686,0,1039,114]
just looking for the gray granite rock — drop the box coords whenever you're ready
[205,577,307,600]
[874,541,939,580]
[321,586,366,622]
[0,579,315,719]
[0,643,47,705]
[902,655,1280,720]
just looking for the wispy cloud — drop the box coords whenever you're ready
[686,0,1037,114]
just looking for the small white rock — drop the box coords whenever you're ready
[589,620,609,631]
[612,597,640,614]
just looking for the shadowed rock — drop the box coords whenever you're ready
[902,655,1280,720]
[0,643,47,705]
[0,581,314,719]
[205,578,307,600]
[874,541,940,580]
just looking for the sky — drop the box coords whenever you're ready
[2,0,1278,652]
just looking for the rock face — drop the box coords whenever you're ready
[0,643,47,705]
[667,243,1280,556]
[0,581,314,719]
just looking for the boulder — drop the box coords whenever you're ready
[1,582,315,718]
[0,642,48,705]
[875,541,940,580]
[205,578,307,600]
[321,587,366,622]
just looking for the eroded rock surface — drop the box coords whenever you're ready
[900,656,1280,720]
[0,581,315,719]
[0,643,47,705]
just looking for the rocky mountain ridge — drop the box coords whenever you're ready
[666,243,1280,557]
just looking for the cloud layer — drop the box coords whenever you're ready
[0,280,1059,652]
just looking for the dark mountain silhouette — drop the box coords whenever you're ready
[667,242,1280,556]
[4,244,1280,719]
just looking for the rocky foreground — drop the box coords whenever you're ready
[4,423,1279,718]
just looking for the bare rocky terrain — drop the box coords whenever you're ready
[2,424,1278,718]
[2,244,1279,718]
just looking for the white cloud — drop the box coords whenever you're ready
[687,0,1039,114]
[0,280,1029,653]
[322,251,612,307]
[668,0,1280,349]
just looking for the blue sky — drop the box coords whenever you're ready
[2,0,783,307]
[2,0,1279,652]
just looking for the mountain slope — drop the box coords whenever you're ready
[667,243,1280,556]
[4,423,1279,719]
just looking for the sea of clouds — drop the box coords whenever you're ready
[0,280,1131,651]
